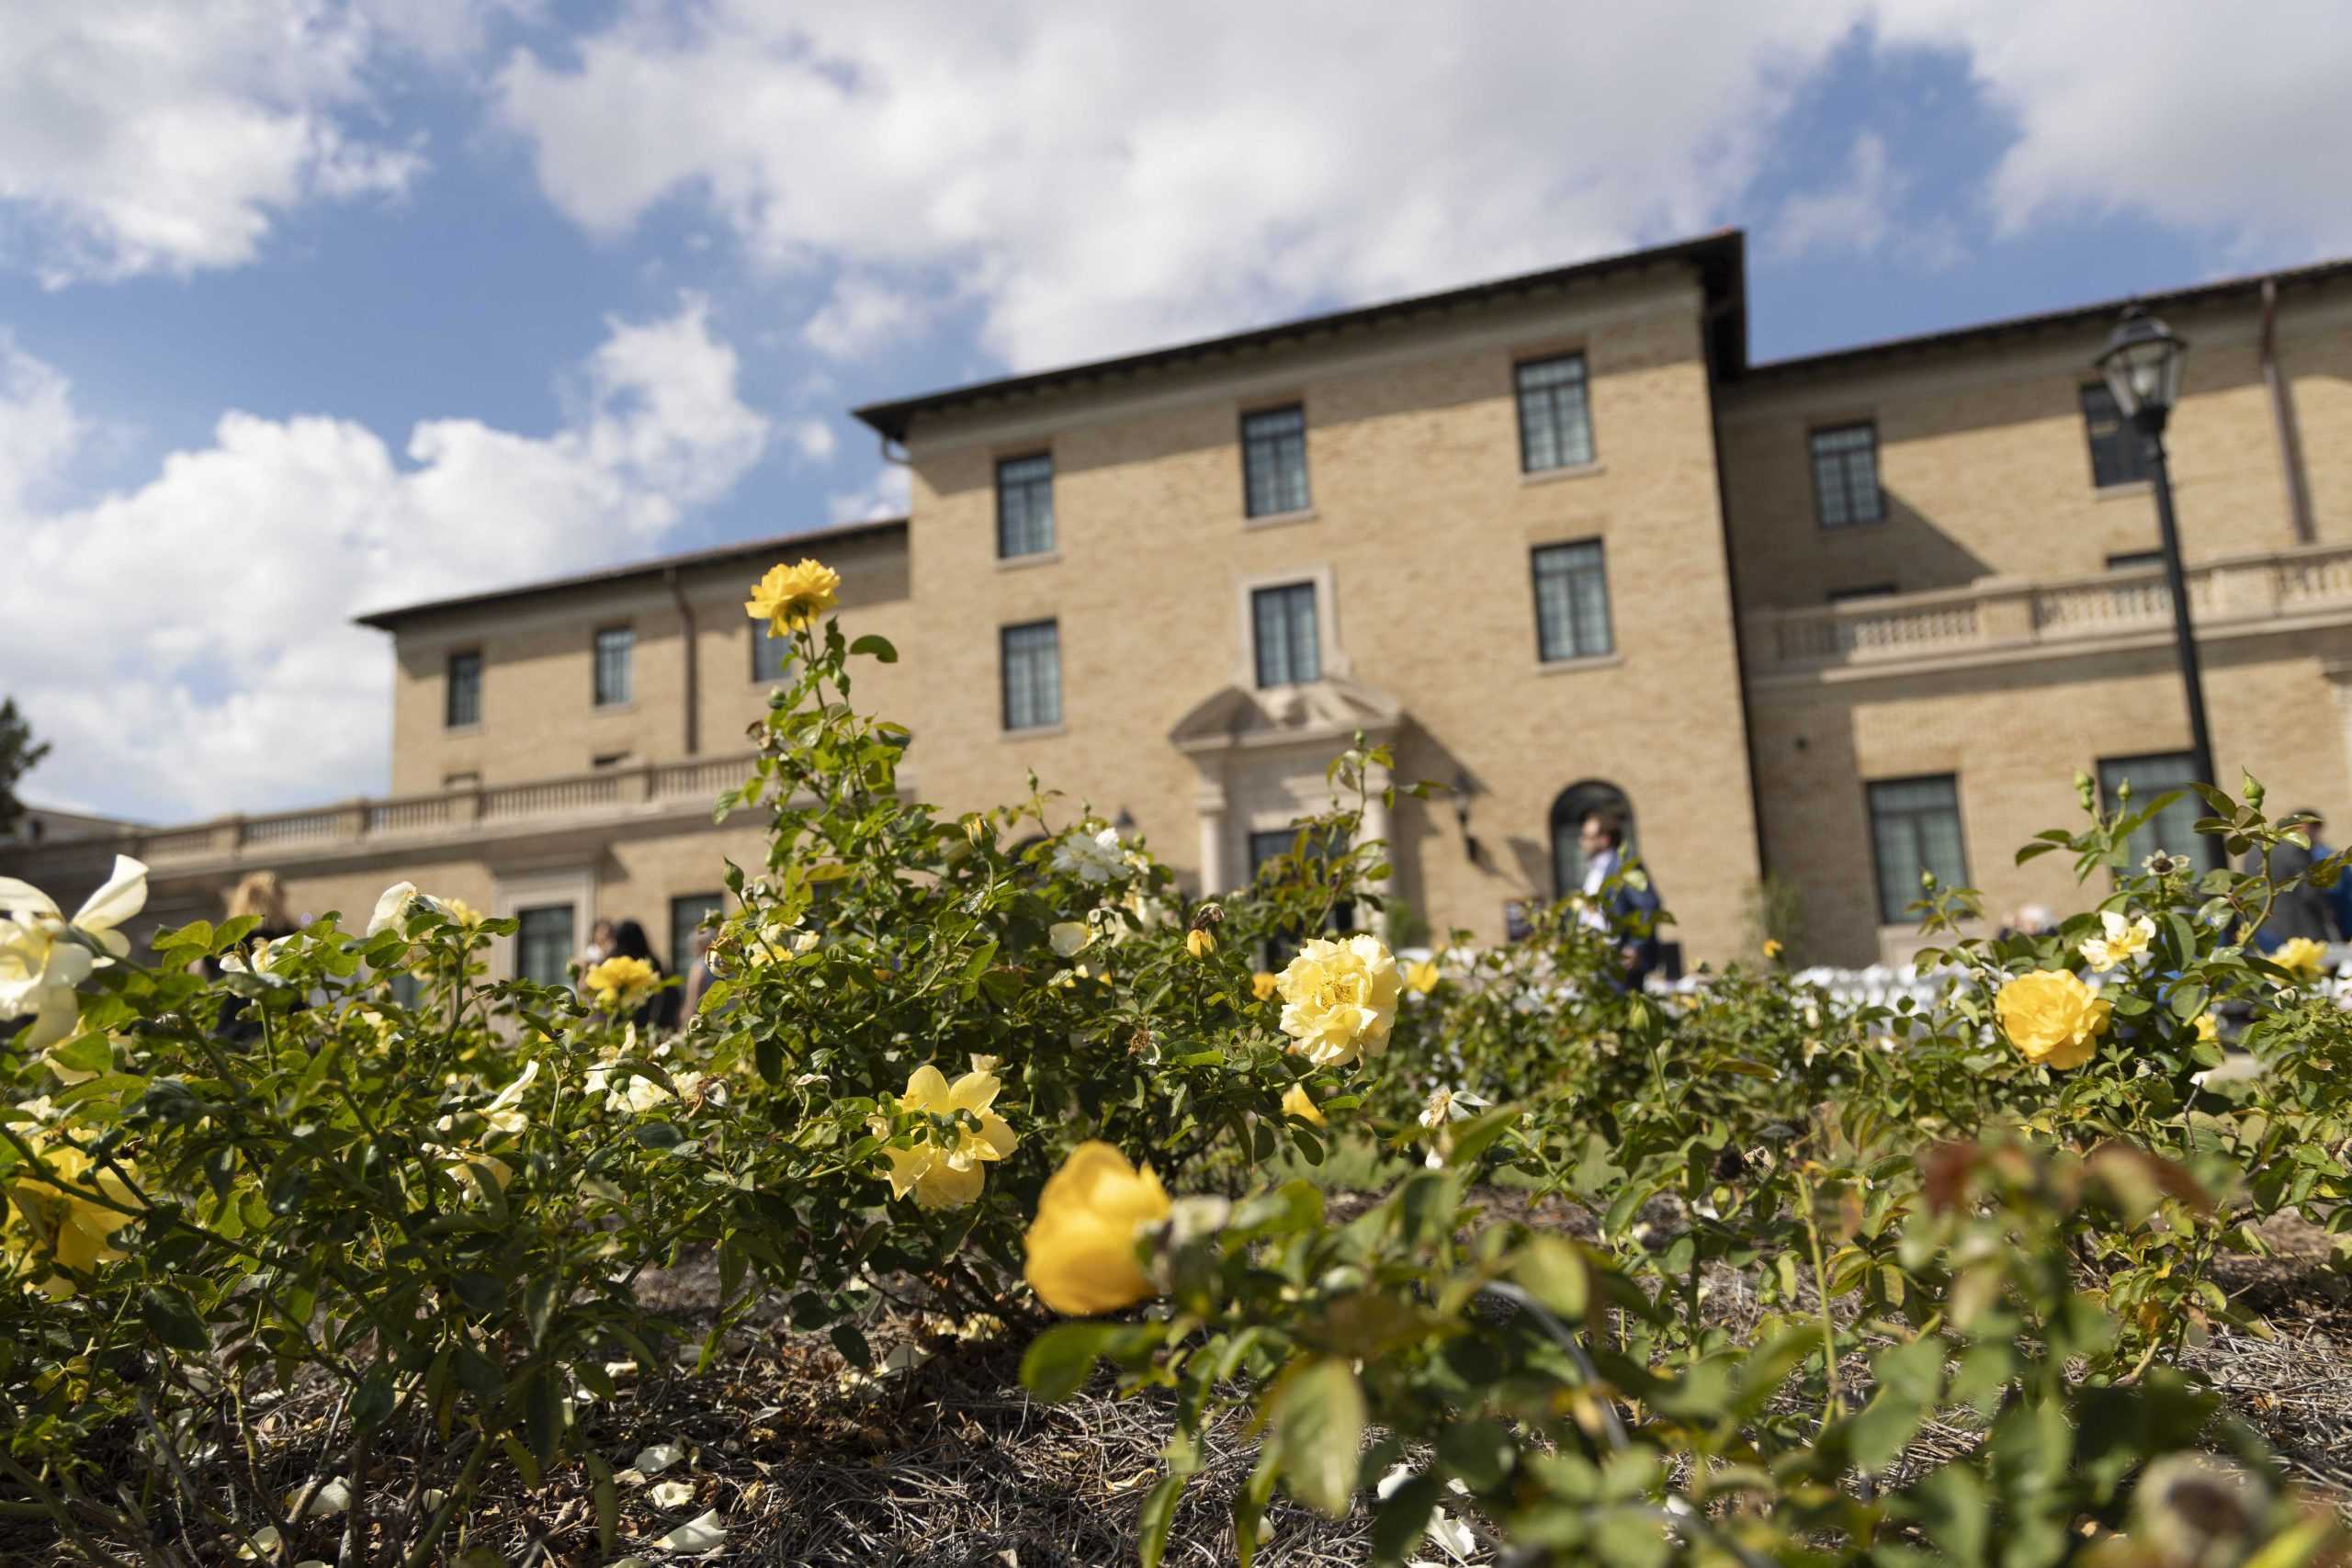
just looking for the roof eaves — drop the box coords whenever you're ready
[852,231,1746,444]
[352,515,909,631]
[1743,254,2352,382]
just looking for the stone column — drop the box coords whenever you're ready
[1357,761,1391,898]
[2324,660,2352,801]
[1195,784,1227,895]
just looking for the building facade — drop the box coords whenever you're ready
[9,232,2350,972]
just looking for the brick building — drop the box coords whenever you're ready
[11,231,2349,971]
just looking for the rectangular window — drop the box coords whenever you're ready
[670,892,725,978]
[996,453,1056,558]
[1000,619,1062,731]
[752,626,792,683]
[515,904,575,987]
[592,751,632,769]
[2083,385,2152,489]
[1241,405,1310,517]
[446,650,482,728]
[2098,752,2205,870]
[1827,583,1899,604]
[1866,775,1969,925]
[1810,423,1883,527]
[593,626,633,707]
[1516,354,1595,472]
[1530,541,1612,662]
[2105,550,2164,572]
[1251,582,1321,687]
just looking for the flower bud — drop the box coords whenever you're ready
[1185,929,1216,960]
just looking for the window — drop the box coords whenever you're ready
[442,770,481,790]
[1516,354,1595,472]
[1241,405,1309,517]
[515,905,576,987]
[1531,541,1612,662]
[752,625,792,683]
[1809,423,1883,527]
[1549,781,1635,900]
[670,892,725,978]
[592,751,632,769]
[1251,582,1320,687]
[2082,385,2152,489]
[2105,550,2164,572]
[446,650,482,728]
[1866,775,1969,925]
[1000,620,1062,730]
[1250,825,1351,957]
[1827,583,1899,604]
[593,626,634,706]
[2098,753,2206,870]
[996,453,1056,558]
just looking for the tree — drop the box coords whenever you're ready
[0,697,50,838]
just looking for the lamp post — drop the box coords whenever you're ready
[2096,306,2216,804]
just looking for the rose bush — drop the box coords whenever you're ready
[1,555,2346,1568]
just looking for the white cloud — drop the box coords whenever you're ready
[0,299,770,820]
[1878,2,2352,260]
[0,1,444,284]
[1769,131,1963,271]
[826,464,910,526]
[801,275,932,359]
[786,418,839,464]
[1770,132,1898,260]
[493,3,1864,371]
[494,4,2352,371]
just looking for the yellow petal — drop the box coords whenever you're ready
[902,1064,951,1111]
[949,1068,1001,1115]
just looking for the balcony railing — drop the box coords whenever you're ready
[1747,541,2352,677]
[49,753,766,873]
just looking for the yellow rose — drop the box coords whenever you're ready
[1403,958,1440,995]
[2079,910,2156,972]
[1274,934,1402,1069]
[2194,1012,2219,1044]
[2,1137,140,1299]
[1996,969,2112,1071]
[1762,938,1782,962]
[1185,929,1216,960]
[582,954,659,1012]
[1022,1142,1170,1316]
[1280,1084,1326,1127]
[2272,936,2327,985]
[1250,971,1280,1003]
[875,1064,1018,1211]
[744,558,841,637]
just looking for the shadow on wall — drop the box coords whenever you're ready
[1810,491,1996,603]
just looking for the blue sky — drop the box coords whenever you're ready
[4,2,2346,820]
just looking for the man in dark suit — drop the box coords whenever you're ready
[1576,809,1663,988]
[2245,808,2341,949]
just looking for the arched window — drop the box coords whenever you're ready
[1549,781,1635,899]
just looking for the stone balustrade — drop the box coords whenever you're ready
[1746,540,2352,680]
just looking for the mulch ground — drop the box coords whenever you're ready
[10,1198,2347,1566]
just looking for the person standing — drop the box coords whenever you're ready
[2299,810,2352,942]
[609,919,679,1032]
[2244,810,2338,949]
[1577,809,1663,988]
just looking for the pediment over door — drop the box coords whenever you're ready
[1168,675,1405,759]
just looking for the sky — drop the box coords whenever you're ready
[5,1,2349,823]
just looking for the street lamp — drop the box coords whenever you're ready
[2096,306,2216,808]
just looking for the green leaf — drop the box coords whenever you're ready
[830,1323,873,1370]
[1435,1419,1514,1492]
[1019,1322,1116,1403]
[1512,1235,1589,1321]
[849,634,899,663]
[2168,981,2209,1022]
[1269,1358,1366,1517]
[1136,1473,1184,1568]
[140,1287,210,1354]
[1371,1474,1441,1565]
